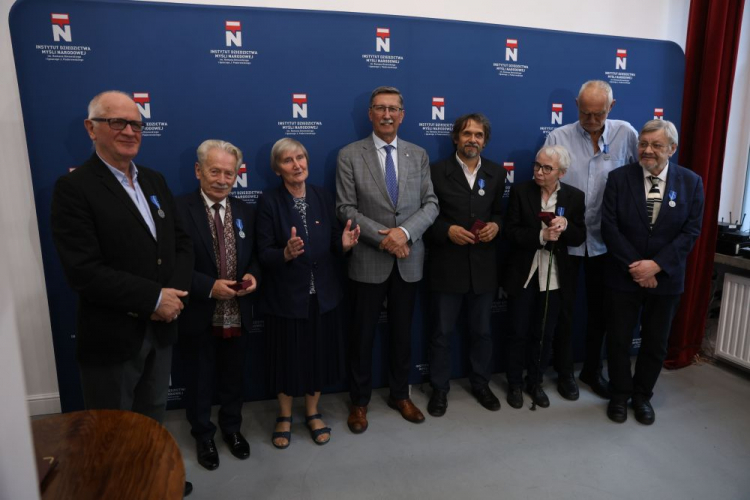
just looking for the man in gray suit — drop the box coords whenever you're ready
[337,86,439,434]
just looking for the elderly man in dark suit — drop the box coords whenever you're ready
[176,140,259,471]
[336,86,439,433]
[601,119,704,425]
[51,90,194,494]
[425,113,506,416]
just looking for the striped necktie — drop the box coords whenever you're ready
[646,176,661,228]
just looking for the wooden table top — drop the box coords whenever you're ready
[32,409,185,500]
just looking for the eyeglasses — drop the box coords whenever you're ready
[532,162,559,174]
[637,141,669,151]
[370,105,403,115]
[90,117,146,132]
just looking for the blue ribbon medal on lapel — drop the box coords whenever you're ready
[556,207,565,216]
[235,219,245,239]
[477,178,486,196]
[149,195,165,218]
[668,190,677,208]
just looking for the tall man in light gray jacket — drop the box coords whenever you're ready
[336,86,439,434]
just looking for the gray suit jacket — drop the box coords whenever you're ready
[336,134,439,284]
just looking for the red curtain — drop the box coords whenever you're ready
[666,0,746,368]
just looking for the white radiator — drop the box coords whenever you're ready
[715,273,750,370]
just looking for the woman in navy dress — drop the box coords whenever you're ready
[256,138,359,448]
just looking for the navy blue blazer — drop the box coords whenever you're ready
[256,183,345,319]
[601,161,704,295]
[175,190,260,336]
[502,180,586,297]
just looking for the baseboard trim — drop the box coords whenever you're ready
[27,392,61,416]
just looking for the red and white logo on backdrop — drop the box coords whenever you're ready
[133,92,151,120]
[225,21,242,47]
[51,13,71,42]
[292,94,308,119]
[654,108,664,120]
[234,164,248,189]
[505,39,518,62]
[376,27,390,52]
[431,97,445,121]
[551,103,563,125]
[616,48,627,70]
[503,162,515,184]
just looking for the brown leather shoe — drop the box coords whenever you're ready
[387,397,425,424]
[347,405,368,434]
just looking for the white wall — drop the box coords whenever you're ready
[720,4,750,228]
[0,0,693,496]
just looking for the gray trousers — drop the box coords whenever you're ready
[79,324,172,423]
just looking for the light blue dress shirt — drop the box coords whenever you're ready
[101,155,162,310]
[545,119,638,257]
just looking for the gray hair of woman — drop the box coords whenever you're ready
[270,138,309,174]
[536,144,572,172]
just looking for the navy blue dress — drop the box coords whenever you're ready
[256,183,346,397]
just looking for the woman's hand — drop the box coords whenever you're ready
[284,226,305,261]
[342,219,360,252]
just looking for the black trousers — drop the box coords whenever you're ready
[182,331,248,442]
[506,278,561,387]
[428,291,494,392]
[606,288,681,401]
[349,268,418,406]
[553,253,609,377]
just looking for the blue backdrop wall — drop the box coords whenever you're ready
[10,0,684,412]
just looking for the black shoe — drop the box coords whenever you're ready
[184,481,193,497]
[196,438,219,471]
[579,371,611,399]
[607,398,628,423]
[506,386,523,409]
[472,385,501,411]
[632,396,655,425]
[525,384,550,408]
[557,374,580,401]
[427,389,448,417]
[223,431,250,459]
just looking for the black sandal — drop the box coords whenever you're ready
[271,416,292,449]
[305,413,331,445]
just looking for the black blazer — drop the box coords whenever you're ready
[427,155,506,294]
[175,190,260,337]
[51,153,194,365]
[601,162,704,295]
[502,180,586,297]
[256,183,344,319]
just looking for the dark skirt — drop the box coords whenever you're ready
[266,295,344,397]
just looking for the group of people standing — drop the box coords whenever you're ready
[50,80,703,495]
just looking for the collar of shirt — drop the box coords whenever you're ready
[541,181,562,210]
[372,133,399,177]
[455,152,482,188]
[200,190,227,211]
[98,153,157,240]
[642,163,669,198]
[372,133,398,152]
[99,153,138,186]
[642,163,669,183]
[575,120,610,149]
